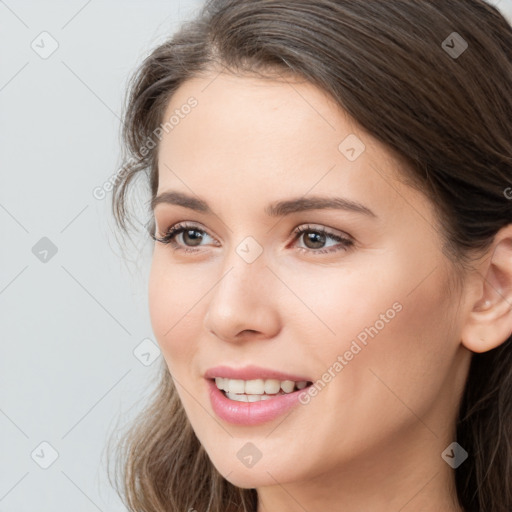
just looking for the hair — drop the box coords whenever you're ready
[107,1,512,511]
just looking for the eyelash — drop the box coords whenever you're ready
[151,222,354,256]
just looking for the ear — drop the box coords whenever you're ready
[461,224,512,353]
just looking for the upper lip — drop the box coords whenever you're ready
[204,365,311,382]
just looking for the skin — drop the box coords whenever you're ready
[148,71,512,512]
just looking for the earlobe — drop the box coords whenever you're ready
[461,226,512,354]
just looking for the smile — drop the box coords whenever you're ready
[215,377,310,402]
[205,366,314,425]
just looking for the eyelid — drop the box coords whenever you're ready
[154,220,350,239]
[152,221,218,245]
[153,220,354,256]
[293,222,352,239]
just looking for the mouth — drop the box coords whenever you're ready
[213,377,312,402]
[204,367,314,425]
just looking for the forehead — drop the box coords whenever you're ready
[155,72,420,222]
[160,72,354,153]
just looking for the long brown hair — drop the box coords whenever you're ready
[107,1,512,510]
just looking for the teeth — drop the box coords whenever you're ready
[245,379,264,394]
[229,379,245,394]
[226,392,274,402]
[215,377,309,397]
[225,392,248,402]
[264,379,281,394]
[281,380,295,393]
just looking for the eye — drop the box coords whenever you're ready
[151,222,217,253]
[292,224,354,255]
[152,222,354,255]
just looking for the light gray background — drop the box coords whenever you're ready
[1,1,203,511]
[1,1,511,511]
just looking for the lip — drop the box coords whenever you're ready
[204,365,311,382]
[207,380,309,425]
[205,365,312,426]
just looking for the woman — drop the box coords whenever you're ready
[108,1,512,511]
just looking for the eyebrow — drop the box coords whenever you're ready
[151,190,377,218]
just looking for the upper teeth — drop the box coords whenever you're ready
[215,377,308,395]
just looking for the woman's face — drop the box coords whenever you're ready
[149,72,472,493]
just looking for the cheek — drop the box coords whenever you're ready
[273,261,406,365]
[148,255,205,372]
[322,263,460,429]
[283,255,458,400]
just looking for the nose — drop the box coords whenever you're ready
[203,252,281,344]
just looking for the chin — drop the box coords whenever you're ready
[205,446,306,490]
[221,467,278,489]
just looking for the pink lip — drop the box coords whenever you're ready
[205,365,312,426]
[204,365,310,382]
[207,380,309,425]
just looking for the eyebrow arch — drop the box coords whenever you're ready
[151,191,377,218]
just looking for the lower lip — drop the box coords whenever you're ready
[207,380,306,426]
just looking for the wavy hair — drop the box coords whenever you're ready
[107,1,512,510]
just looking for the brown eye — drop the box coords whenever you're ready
[302,231,327,249]
[151,222,213,251]
[152,222,353,256]
[181,228,204,246]
[293,225,354,255]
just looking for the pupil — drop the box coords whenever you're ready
[184,229,203,246]
[305,232,325,249]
